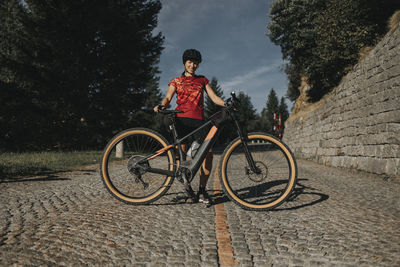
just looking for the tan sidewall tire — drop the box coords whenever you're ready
[100,128,175,204]
[220,133,297,210]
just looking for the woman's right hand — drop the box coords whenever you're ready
[153,105,164,113]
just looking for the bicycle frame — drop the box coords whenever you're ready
[173,120,218,176]
[137,108,260,180]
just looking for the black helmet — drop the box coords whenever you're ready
[182,49,202,64]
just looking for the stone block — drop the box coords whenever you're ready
[374,110,400,125]
[386,123,400,133]
[385,158,400,175]
[381,145,400,158]
[342,145,362,157]
[358,157,387,174]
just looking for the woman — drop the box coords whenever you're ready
[154,49,225,204]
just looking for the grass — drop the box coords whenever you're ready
[0,151,103,179]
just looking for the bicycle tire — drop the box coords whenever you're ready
[100,128,175,204]
[219,132,297,211]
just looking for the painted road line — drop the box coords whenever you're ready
[213,164,238,266]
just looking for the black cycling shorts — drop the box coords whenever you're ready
[175,117,210,144]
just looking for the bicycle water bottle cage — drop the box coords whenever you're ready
[187,140,200,158]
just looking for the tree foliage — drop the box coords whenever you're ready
[260,89,279,134]
[235,92,257,130]
[278,96,289,135]
[214,90,259,147]
[204,77,224,119]
[268,0,400,101]
[259,89,289,136]
[0,0,163,151]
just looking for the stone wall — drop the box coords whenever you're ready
[283,25,400,177]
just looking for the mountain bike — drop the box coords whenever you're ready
[100,92,297,211]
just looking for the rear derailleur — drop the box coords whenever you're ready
[127,155,149,189]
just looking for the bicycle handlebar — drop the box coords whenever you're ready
[225,91,240,111]
[154,91,240,115]
[157,109,184,115]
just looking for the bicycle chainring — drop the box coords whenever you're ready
[176,167,192,184]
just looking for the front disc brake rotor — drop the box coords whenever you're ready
[246,161,268,182]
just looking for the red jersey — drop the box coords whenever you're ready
[168,75,209,120]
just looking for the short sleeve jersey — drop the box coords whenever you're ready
[168,75,209,120]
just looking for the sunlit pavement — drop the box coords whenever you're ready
[1,158,399,266]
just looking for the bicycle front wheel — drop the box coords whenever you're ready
[100,128,175,205]
[219,132,297,211]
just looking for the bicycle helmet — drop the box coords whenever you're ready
[182,49,202,64]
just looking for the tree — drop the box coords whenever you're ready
[236,92,257,129]
[0,1,51,150]
[260,89,279,134]
[283,63,301,101]
[204,77,225,119]
[278,97,289,123]
[0,0,164,150]
[268,0,400,101]
[216,91,257,147]
[127,69,165,137]
[278,96,289,136]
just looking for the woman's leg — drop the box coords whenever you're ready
[199,149,213,188]
[198,149,213,204]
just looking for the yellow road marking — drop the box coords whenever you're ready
[213,163,239,266]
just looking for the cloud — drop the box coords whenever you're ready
[217,59,290,112]
[219,63,280,90]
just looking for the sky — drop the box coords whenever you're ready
[154,0,291,113]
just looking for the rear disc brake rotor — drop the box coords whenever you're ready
[127,155,149,175]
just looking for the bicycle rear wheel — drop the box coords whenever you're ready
[100,128,175,204]
[219,132,297,211]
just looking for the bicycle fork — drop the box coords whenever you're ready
[234,120,261,174]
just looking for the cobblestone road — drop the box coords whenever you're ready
[1,158,399,266]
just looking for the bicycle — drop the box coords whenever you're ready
[100,92,297,211]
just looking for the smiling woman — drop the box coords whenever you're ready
[153,48,225,204]
[155,0,289,114]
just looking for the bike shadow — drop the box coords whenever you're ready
[210,178,329,211]
[1,175,72,184]
[1,168,97,184]
[148,191,200,206]
[146,177,329,210]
